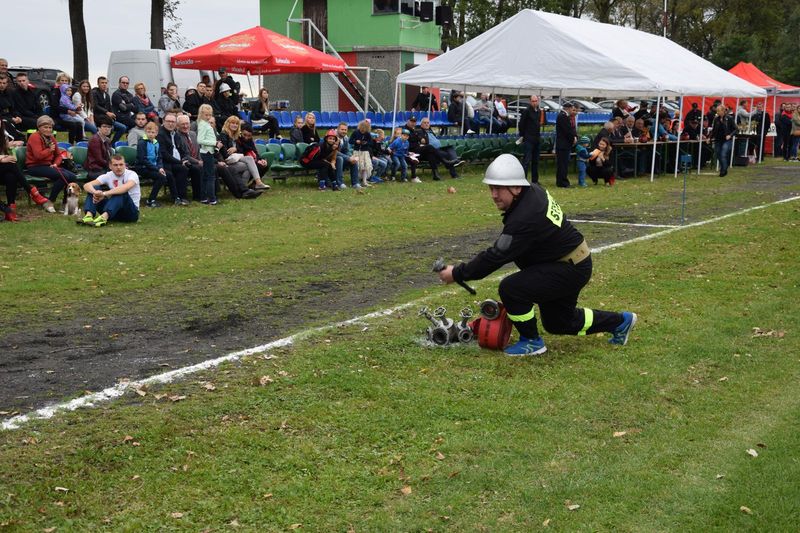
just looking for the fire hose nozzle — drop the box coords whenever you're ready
[432,258,477,295]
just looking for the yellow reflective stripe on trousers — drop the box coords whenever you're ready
[507,307,536,322]
[578,308,594,336]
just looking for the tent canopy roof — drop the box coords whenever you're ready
[397,10,765,98]
[170,26,345,75]
[728,62,800,93]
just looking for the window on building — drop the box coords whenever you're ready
[373,0,400,14]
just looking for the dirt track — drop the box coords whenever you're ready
[2,165,798,415]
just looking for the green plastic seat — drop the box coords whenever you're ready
[115,146,138,168]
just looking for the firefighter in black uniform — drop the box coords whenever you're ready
[437,154,637,356]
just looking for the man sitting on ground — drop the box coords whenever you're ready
[80,154,140,227]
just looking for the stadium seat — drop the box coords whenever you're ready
[271,143,302,172]
[279,111,293,128]
[58,142,72,151]
[115,146,138,168]
[75,141,88,148]
[113,141,128,148]
[346,111,357,128]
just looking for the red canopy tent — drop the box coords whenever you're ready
[170,26,346,75]
[728,62,800,93]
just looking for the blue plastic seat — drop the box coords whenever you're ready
[279,111,292,128]
[238,111,251,122]
[255,138,268,145]
[75,141,89,148]
[58,142,72,150]
[317,111,331,128]
[113,141,128,148]
[366,111,377,124]
[346,111,358,128]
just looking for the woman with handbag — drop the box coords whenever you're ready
[220,116,269,190]
[25,115,78,204]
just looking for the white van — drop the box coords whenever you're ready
[108,50,213,104]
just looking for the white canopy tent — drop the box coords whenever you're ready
[395,9,765,185]
[397,9,766,98]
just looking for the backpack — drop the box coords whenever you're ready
[300,143,321,166]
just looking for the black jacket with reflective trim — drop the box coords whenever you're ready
[453,185,584,283]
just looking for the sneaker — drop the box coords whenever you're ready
[609,312,637,345]
[504,336,547,356]
[318,183,327,191]
[180,198,190,206]
[80,212,95,225]
[411,177,422,183]
[368,176,384,184]
[146,199,160,208]
[93,214,107,227]
[339,183,347,189]
[174,198,183,206]
[209,199,219,206]
[200,199,210,204]
[352,183,363,190]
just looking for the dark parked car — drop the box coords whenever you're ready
[7,66,64,111]
[506,98,562,121]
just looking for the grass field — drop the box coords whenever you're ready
[1,161,799,531]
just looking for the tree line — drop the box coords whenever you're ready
[440,0,800,86]
[67,0,192,82]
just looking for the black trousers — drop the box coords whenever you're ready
[498,257,623,339]
[163,162,189,199]
[523,138,541,182]
[555,148,571,187]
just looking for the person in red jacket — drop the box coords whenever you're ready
[25,115,78,203]
[85,116,113,179]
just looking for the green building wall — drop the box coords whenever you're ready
[259,0,440,52]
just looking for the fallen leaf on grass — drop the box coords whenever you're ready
[168,395,186,402]
[131,475,140,481]
[288,524,302,530]
[134,389,147,397]
[746,449,759,458]
[718,376,728,382]
[613,431,627,438]
[44,528,56,533]
[751,327,786,338]
[203,382,216,391]
[715,474,725,479]
[154,394,167,400]
[543,518,551,527]
[259,375,274,386]
[434,451,445,460]
[263,493,273,499]
[170,512,184,519]
[229,519,240,527]
[54,487,69,493]
[566,504,580,511]
[400,486,412,496]
[740,506,752,515]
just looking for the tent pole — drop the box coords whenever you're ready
[673,95,685,177]
[650,93,662,182]
[461,84,467,135]
[391,82,399,130]
[772,90,777,157]
[758,92,768,163]
[247,74,254,100]
[697,95,706,175]
[730,96,737,169]
[488,89,494,135]
[515,87,521,133]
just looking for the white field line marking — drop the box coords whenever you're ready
[571,219,679,229]
[3,195,798,431]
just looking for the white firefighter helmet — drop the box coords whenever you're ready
[482,154,530,187]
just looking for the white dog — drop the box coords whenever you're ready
[63,182,82,217]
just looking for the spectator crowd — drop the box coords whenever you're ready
[1,54,795,224]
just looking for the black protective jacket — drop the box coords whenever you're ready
[453,185,584,283]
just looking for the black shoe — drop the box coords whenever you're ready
[432,171,441,181]
[719,170,727,177]
[146,199,160,208]
[242,189,262,199]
